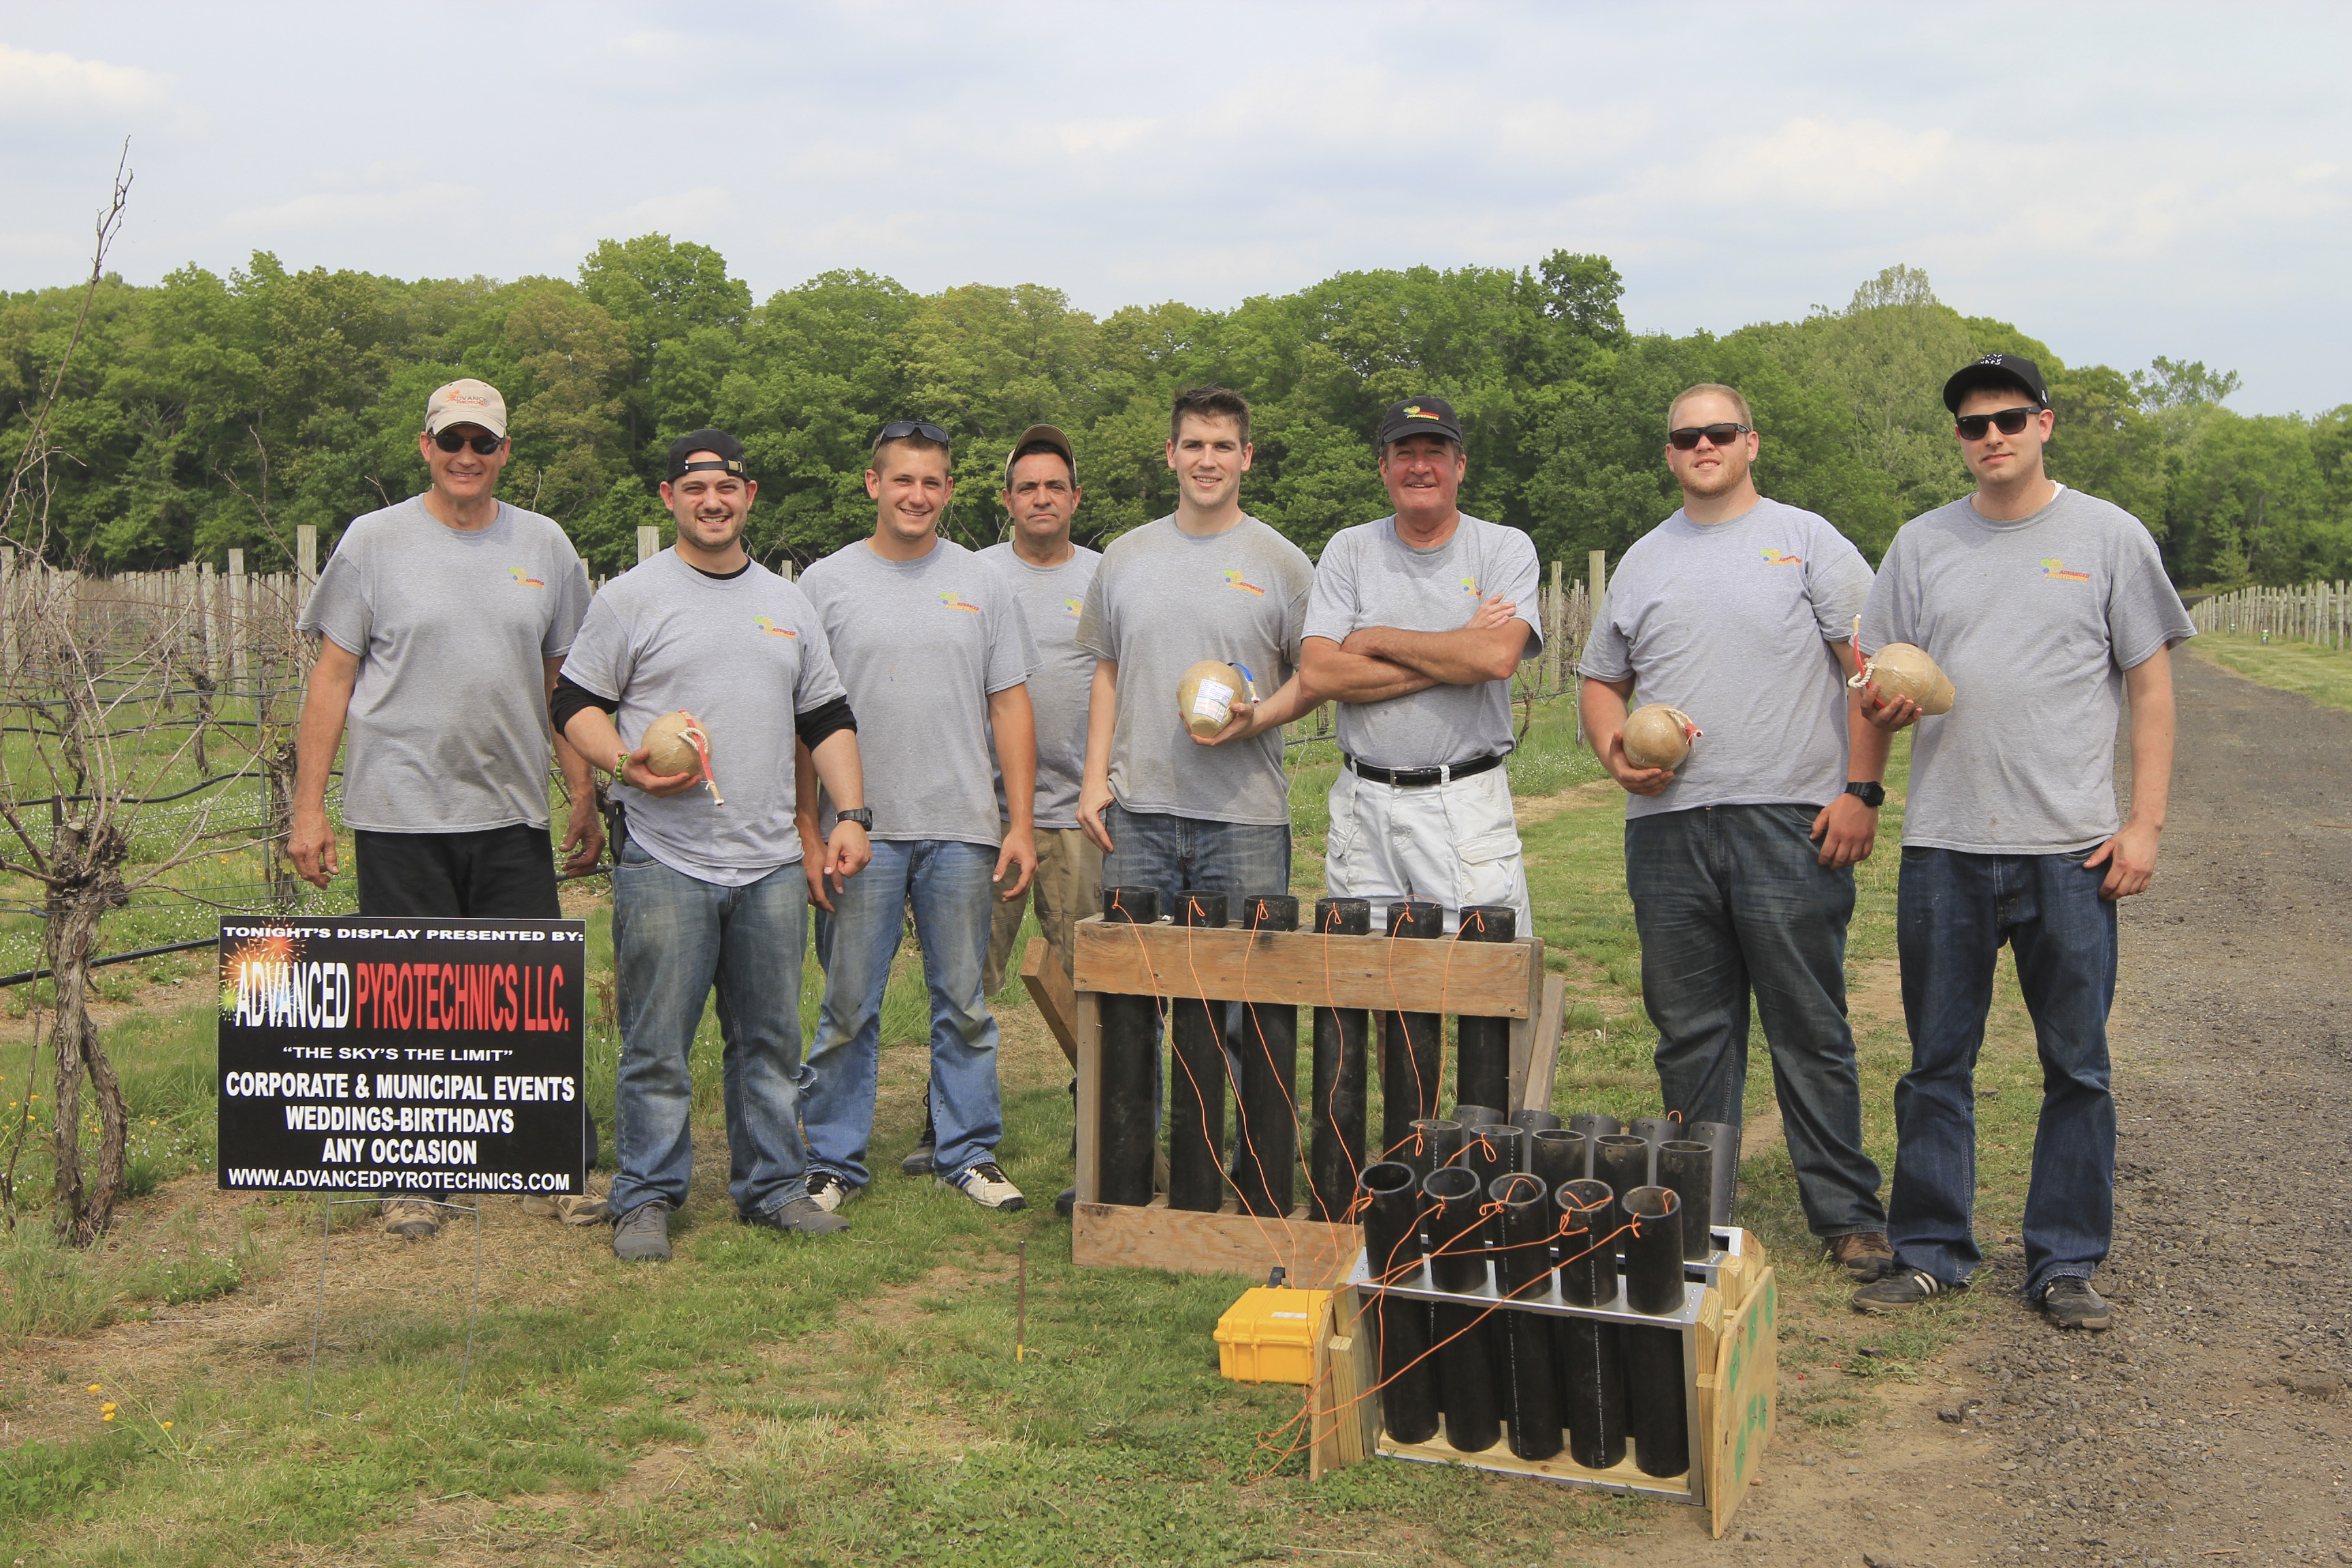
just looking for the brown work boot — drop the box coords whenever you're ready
[1826,1231,1897,1282]
[380,1200,442,1240]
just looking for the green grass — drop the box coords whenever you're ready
[2191,631,2352,712]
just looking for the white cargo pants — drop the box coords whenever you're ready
[1322,762,1532,934]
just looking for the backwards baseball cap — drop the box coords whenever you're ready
[665,428,749,483]
[1942,353,2049,413]
[424,378,508,438]
[1377,395,1463,448]
[1002,423,1076,486]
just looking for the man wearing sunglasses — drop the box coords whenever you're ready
[292,377,602,1241]
[796,420,1040,1215]
[1850,354,2191,1333]
[1298,395,1540,935]
[1578,382,1897,1284]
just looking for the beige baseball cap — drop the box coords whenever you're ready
[424,378,509,438]
[1002,423,1075,487]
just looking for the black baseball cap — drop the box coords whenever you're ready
[1942,354,2049,413]
[1377,395,1463,448]
[665,428,749,483]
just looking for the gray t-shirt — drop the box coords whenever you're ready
[1304,513,1543,768]
[299,495,591,834]
[979,541,1100,830]
[1579,497,1872,819]
[1861,485,2193,853]
[799,537,1034,846]
[559,553,844,887]
[1076,515,1313,827]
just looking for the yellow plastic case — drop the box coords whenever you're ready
[1213,1286,1332,1384]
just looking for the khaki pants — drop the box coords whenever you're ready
[985,826,1102,995]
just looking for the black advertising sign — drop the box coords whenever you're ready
[217,917,587,1196]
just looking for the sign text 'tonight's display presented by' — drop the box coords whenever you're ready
[216,917,587,1194]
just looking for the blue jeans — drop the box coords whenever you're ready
[806,840,1003,1186]
[1100,802,1293,1064]
[608,844,814,1220]
[1889,847,2117,1296]
[1627,804,1885,1238]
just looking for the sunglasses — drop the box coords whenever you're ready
[875,419,952,448]
[1954,407,2040,442]
[1667,423,1750,451]
[432,430,505,455]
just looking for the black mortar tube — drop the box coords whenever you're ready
[1232,895,1300,1218]
[1555,1178,1618,1308]
[1594,1133,1650,1215]
[1357,1162,1439,1445]
[1397,1118,1461,1183]
[1686,1120,1740,1227]
[1629,1117,1679,1180]
[1422,1164,1501,1454]
[1448,1104,1505,1135]
[1529,1129,1586,1194]
[1565,1111,1624,1150]
[1461,1123,1524,1192]
[1656,1140,1716,1262]
[1166,891,1228,1213]
[1509,1109,1563,1134]
[1560,1318,1629,1470]
[1096,887,1162,1207]
[1621,1185,1686,1316]
[1308,896,1372,1221]
[1420,1164,1490,1296]
[1490,1172,1563,1461]
[1379,899,1444,1156]
[1627,1325,1690,1477]
[1452,904,1516,1111]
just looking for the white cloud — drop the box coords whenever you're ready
[1729,118,1957,210]
[1055,118,1154,157]
[0,42,167,116]
[617,186,730,231]
[214,184,483,233]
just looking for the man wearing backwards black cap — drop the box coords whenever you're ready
[1849,355,2192,1332]
[1298,395,1541,934]
[554,429,873,1258]
[293,376,601,1241]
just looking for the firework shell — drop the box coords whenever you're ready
[1622,703,1698,770]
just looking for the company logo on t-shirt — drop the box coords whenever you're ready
[1062,596,1083,618]
[2041,558,2092,582]
[1223,569,1266,596]
[1458,576,1480,595]
[753,617,797,638]
[938,592,982,614]
[1761,549,1802,568]
[506,567,545,587]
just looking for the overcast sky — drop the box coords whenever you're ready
[3,2,2344,414]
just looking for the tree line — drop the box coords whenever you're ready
[3,238,2345,587]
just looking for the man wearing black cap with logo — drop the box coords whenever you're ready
[1849,355,2192,1331]
[1299,396,1541,932]
[555,430,872,1259]
[293,376,602,1240]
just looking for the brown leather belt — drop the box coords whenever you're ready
[1343,752,1503,787]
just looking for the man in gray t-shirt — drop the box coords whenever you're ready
[1578,382,1896,1279]
[290,376,599,1241]
[1849,354,2192,1333]
[1301,395,1543,941]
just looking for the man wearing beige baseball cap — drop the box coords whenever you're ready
[291,377,605,1239]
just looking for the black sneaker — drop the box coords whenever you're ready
[806,1170,851,1213]
[611,1200,672,1263]
[1054,1186,1077,1219]
[2038,1277,2112,1331]
[1851,1267,1966,1313]
[902,1094,936,1176]
[742,1198,849,1236]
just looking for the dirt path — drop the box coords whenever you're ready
[1648,649,2352,1563]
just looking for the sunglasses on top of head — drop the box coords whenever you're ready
[432,429,505,455]
[875,419,952,448]
[1954,407,2041,442]
[1667,423,1750,451]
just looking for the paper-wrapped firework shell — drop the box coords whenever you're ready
[639,711,724,805]
[1177,660,1245,738]
[1862,642,1956,715]
[1622,704,1698,770]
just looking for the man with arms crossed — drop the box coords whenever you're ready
[1077,386,1317,946]
[292,377,602,1241]
[1578,383,1896,1282]
[555,430,870,1259]
[1851,355,2189,1330]
[798,420,1039,1214]
[1301,395,1541,934]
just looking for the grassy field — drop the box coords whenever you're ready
[0,698,2058,1565]
[2189,631,2352,712]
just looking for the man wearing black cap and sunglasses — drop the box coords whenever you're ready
[1299,395,1541,934]
[1850,353,2193,1333]
[292,376,602,1241]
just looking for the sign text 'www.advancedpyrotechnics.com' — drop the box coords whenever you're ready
[216,917,588,1194]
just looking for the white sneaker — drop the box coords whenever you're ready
[806,1170,851,1213]
[939,1160,1026,1211]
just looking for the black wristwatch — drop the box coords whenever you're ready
[836,808,873,829]
[1844,781,1886,809]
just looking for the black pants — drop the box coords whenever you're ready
[353,824,598,1174]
